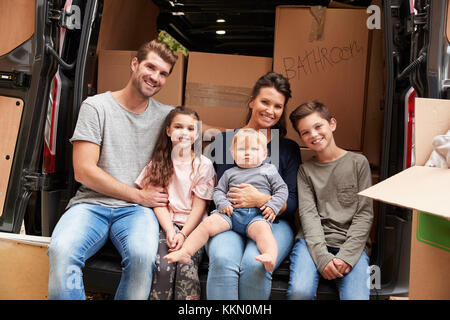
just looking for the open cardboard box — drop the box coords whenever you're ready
[359,97,450,300]
[0,233,50,299]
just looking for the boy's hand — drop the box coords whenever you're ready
[321,260,344,280]
[332,258,352,275]
[260,205,277,222]
[221,205,234,216]
[169,232,185,252]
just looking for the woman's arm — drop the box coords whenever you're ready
[227,183,271,209]
[278,139,302,220]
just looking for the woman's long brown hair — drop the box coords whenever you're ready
[141,106,201,189]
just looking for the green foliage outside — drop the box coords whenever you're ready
[158,30,189,57]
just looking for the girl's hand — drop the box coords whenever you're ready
[228,184,271,208]
[165,227,177,249]
[261,206,277,222]
[221,205,234,216]
[169,232,185,252]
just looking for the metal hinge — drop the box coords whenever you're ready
[0,71,31,89]
[22,172,66,192]
[47,2,81,30]
[23,172,46,192]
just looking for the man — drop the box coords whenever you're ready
[48,40,177,300]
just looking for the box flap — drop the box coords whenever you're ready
[415,98,450,166]
[359,166,450,219]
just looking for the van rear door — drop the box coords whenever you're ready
[0,0,81,234]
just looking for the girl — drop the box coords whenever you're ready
[135,106,216,300]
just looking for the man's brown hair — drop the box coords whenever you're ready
[135,40,178,72]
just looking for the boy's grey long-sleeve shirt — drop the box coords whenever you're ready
[213,163,289,214]
[296,152,374,273]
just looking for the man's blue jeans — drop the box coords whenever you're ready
[286,238,370,300]
[48,203,159,300]
[205,219,294,300]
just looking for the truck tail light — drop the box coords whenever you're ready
[404,87,417,169]
[43,74,61,173]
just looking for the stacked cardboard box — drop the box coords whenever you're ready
[97,50,186,106]
[184,52,273,130]
[273,6,371,152]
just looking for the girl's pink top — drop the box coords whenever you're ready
[135,155,216,225]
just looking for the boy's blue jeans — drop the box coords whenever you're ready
[286,238,370,300]
[47,203,159,300]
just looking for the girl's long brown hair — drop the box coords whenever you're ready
[141,106,201,189]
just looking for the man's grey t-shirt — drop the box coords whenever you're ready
[67,91,173,208]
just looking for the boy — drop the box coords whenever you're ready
[164,128,289,272]
[287,101,373,300]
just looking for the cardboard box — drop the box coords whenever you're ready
[359,98,450,300]
[96,0,159,51]
[97,50,186,106]
[273,6,371,151]
[0,232,50,299]
[184,52,273,130]
[0,0,35,56]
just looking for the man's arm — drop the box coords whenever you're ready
[72,140,168,207]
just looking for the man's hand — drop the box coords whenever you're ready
[321,260,344,280]
[220,205,234,217]
[136,184,169,207]
[228,184,271,208]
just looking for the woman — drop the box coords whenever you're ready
[205,72,302,299]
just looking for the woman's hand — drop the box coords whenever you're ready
[227,184,271,209]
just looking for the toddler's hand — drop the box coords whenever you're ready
[221,205,234,217]
[261,206,276,222]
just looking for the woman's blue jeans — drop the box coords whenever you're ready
[205,219,294,300]
[286,238,370,300]
[48,203,159,300]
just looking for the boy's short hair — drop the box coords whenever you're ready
[135,40,178,72]
[231,128,268,154]
[289,101,333,133]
